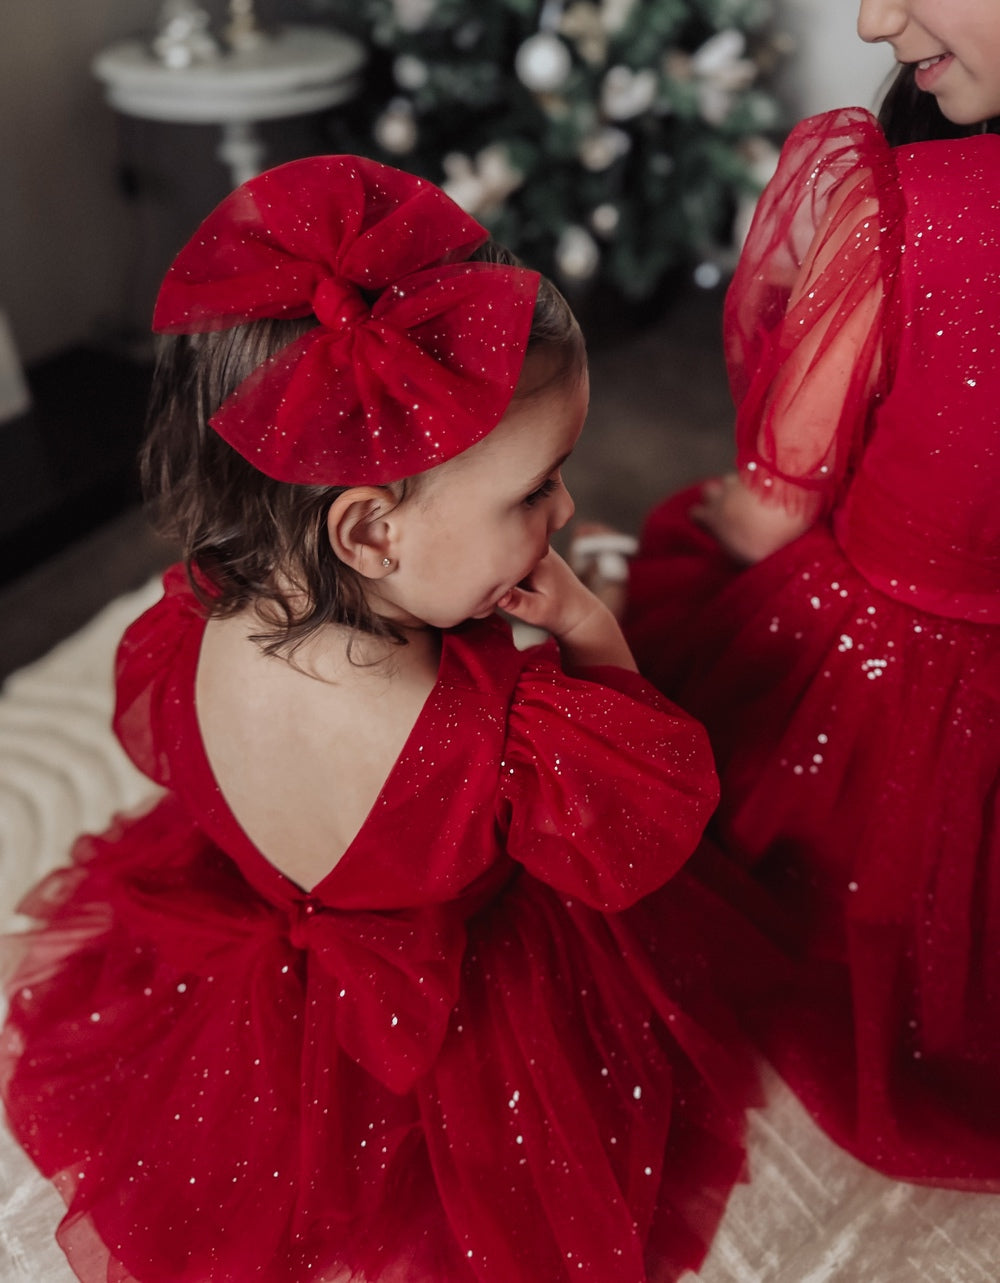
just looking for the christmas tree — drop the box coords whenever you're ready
[306,0,785,303]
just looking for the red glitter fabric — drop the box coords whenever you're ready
[152,155,539,486]
[625,108,1000,1186]
[1,566,756,1282]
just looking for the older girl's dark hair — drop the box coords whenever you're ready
[878,64,999,146]
[141,241,585,656]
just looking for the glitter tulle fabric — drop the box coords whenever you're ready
[625,108,1000,1187]
[151,155,540,487]
[1,566,755,1282]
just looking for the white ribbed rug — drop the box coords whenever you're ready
[1,581,997,1281]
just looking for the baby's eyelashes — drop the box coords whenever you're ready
[523,477,559,507]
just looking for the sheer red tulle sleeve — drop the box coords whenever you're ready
[501,654,719,911]
[726,108,905,515]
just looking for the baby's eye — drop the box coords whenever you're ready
[523,477,558,507]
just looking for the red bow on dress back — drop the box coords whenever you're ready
[152,155,540,486]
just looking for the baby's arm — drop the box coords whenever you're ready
[499,550,638,672]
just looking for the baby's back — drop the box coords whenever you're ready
[195,611,439,890]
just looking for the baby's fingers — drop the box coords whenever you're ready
[498,584,544,626]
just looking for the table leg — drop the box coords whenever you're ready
[217,120,266,187]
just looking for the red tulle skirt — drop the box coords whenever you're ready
[2,791,755,1282]
[625,487,1000,1189]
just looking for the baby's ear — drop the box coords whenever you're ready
[325,486,396,579]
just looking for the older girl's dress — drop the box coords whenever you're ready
[625,108,1000,1187]
[1,565,753,1283]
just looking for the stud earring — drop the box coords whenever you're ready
[382,557,392,568]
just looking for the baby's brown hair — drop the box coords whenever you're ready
[141,242,585,656]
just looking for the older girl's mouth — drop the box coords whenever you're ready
[913,52,953,91]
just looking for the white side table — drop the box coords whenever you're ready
[92,26,367,188]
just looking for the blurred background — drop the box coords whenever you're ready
[0,0,892,676]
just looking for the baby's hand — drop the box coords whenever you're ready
[498,549,595,636]
[499,550,637,672]
[691,473,814,564]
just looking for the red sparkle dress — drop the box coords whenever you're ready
[625,108,1000,1187]
[1,565,754,1283]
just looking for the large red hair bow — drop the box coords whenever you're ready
[153,155,540,485]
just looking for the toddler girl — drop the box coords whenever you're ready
[1,155,753,1282]
[621,0,1000,1187]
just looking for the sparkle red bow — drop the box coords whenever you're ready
[107,841,468,1094]
[152,155,540,485]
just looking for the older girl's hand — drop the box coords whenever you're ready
[691,473,816,564]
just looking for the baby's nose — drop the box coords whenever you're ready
[551,486,575,533]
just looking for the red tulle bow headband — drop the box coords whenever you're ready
[152,155,540,485]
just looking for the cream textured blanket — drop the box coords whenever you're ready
[0,582,996,1281]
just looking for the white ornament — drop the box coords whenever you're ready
[514,33,572,93]
[600,0,636,34]
[579,125,631,172]
[601,65,658,121]
[690,29,756,126]
[555,225,600,282]
[374,99,418,155]
[590,202,620,237]
[693,261,723,290]
[697,83,731,126]
[690,29,746,77]
[559,2,606,65]
[391,0,436,33]
[152,1,219,69]
[393,54,429,91]
[441,144,524,217]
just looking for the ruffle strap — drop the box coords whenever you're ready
[113,565,205,788]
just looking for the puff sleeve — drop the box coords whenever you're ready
[726,108,905,515]
[500,650,719,911]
